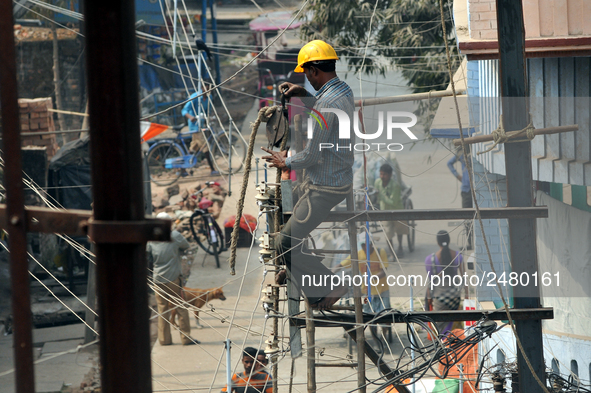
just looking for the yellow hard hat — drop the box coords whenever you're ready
[294,40,339,73]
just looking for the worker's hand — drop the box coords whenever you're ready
[456,175,462,182]
[261,147,288,169]
[279,82,306,98]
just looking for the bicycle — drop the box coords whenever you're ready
[147,122,247,186]
[188,181,225,268]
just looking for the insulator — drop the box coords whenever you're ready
[261,285,277,311]
[264,333,280,355]
[258,232,273,250]
[255,181,273,202]
[259,249,274,259]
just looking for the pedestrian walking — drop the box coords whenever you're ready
[424,230,469,337]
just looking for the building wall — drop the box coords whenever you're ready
[15,38,84,132]
[468,57,591,186]
[468,0,591,39]
[468,57,591,387]
[472,161,512,302]
[529,57,591,186]
[468,0,498,39]
[465,59,512,303]
[481,327,591,390]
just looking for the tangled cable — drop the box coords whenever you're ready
[364,315,499,393]
[548,372,591,393]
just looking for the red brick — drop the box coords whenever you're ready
[30,121,38,130]
[490,19,497,29]
[471,3,491,12]
[21,124,29,131]
[471,20,491,30]
[479,11,497,20]
[470,13,480,21]
[479,29,498,39]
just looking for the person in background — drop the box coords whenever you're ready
[335,234,392,342]
[182,82,219,176]
[374,163,407,257]
[447,147,473,250]
[424,230,469,337]
[221,347,273,393]
[147,212,197,346]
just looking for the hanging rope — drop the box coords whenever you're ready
[477,115,536,155]
[228,105,278,275]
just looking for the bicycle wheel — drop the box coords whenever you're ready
[211,131,247,175]
[211,240,220,269]
[189,212,224,263]
[147,142,184,186]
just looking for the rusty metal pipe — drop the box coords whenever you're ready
[0,1,35,391]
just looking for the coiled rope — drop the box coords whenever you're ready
[291,179,352,224]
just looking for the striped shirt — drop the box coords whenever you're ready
[221,370,272,393]
[285,77,354,187]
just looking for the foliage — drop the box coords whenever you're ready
[300,0,461,94]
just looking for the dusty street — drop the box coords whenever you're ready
[149,65,469,393]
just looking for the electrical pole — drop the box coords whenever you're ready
[495,0,546,392]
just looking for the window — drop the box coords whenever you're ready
[551,358,559,374]
[571,360,579,377]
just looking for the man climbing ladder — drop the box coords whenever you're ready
[262,40,354,310]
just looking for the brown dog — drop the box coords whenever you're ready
[170,287,226,329]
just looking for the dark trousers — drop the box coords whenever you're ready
[277,190,347,303]
[461,191,473,248]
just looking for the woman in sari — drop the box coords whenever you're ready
[424,230,469,336]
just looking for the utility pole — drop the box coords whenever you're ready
[0,1,35,391]
[83,1,153,391]
[495,0,546,392]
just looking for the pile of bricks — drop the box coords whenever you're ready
[19,98,60,159]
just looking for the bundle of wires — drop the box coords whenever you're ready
[363,311,499,393]
[548,372,591,393]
